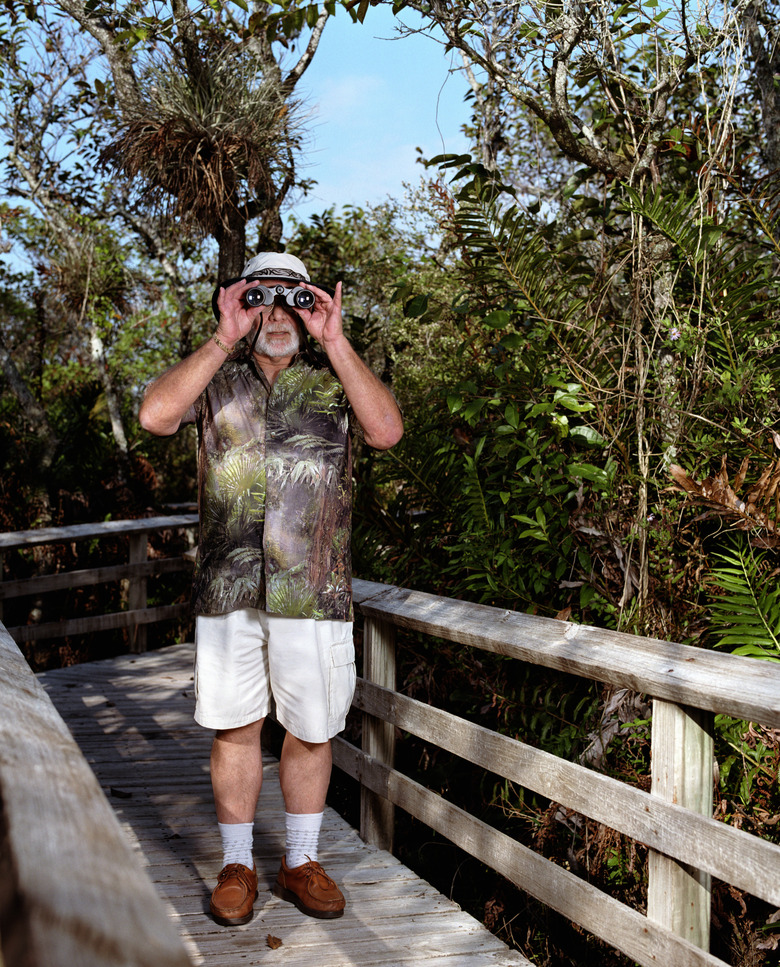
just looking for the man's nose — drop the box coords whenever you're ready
[270,299,295,316]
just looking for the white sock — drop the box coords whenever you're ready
[218,821,254,870]
[285,811,324,868]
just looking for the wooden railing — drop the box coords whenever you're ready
[343,582,780,967]
[3,517,780,967]
[0,620,192,967]
[0,515,197,653]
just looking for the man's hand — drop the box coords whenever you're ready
[294,280,403,450]
[215,279,265,347]
[298,281,345,350]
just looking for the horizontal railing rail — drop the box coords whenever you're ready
[343,579,780,967]
[4,518,779,967]
[0,515,198,652]
[0,620,192,967]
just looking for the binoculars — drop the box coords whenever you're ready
[245,284,315,310]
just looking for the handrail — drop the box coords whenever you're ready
[346,579,780,967]
[0,515,199,550]
[352,578,780,726]
[3,518,779,967]
[0,514,198,652]
[0,622,192,967]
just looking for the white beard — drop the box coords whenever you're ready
[252,321,301,358]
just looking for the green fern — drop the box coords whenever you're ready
[461,454,492,535]
[706,538,780,661]
[622,187,776,371]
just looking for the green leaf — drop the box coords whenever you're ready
[570,426,605,446]
[567,462,612,489]
[462,398,487,421]
[499,333,526,350]
[404,294,429,318]
[554,389,594,412]
[483,310,511,329]
[504,403,520,429]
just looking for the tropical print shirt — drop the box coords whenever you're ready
[186,351,353,620]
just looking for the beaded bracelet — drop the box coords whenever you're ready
[212,334,232,354]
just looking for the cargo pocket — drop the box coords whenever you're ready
[328,637,356,734]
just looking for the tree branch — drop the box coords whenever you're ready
[283,6,330,93]
[53,0,145,115]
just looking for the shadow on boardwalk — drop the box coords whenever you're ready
[38,643,532,967]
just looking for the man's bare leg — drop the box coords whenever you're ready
[275,734,344,917]
[210,718,265,822]
[208,719,264,925]
[278,734,332,814]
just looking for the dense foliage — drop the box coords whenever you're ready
[3,1,780,964]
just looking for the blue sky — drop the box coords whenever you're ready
[283,6,472,225]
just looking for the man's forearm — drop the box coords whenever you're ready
[324,336,403,450]
[139,336,231,436]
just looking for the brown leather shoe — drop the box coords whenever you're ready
[273,856,345,919]
[210,863,258,926]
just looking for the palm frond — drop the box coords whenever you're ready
[460,454,492,535]
[449,173,616,394]
[622,187,778,368]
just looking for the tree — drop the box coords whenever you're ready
[0,1,363,525]
[44,0,336,279]
[378,0,780,635]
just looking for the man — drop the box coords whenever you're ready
[139,252,403,926]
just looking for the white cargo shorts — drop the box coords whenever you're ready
[194,609,355,743]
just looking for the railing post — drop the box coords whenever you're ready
[647,698,714,949]
[127,532,148,653]
[360,615,396,851]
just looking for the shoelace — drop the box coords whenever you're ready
[218,864,254,887]
[298,860,336,888]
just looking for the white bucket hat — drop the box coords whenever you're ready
[211,251,333,322]
[241,252,310,283]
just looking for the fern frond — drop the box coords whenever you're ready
[461,454,492,535]
[706,538,780,661]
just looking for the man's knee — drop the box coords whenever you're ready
[214,718,265,743]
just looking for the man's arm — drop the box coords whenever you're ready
[301,282,403,450]
[138,280,262,436]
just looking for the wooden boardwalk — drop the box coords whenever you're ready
[38,643,532,967]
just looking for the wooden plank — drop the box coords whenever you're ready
[348,678,780,907]
[0,557,190,600]
[648,701,714,948]
[37,645,533,967]
[0,626,192,967]
[8,603,190,642]
[332,740,731,967]
[353,579,780,727]
[0,514,198,550]
[361,616,396,850]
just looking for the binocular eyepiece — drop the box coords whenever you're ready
[245,284,315,311]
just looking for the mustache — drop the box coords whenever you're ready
[249,313,302,355]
